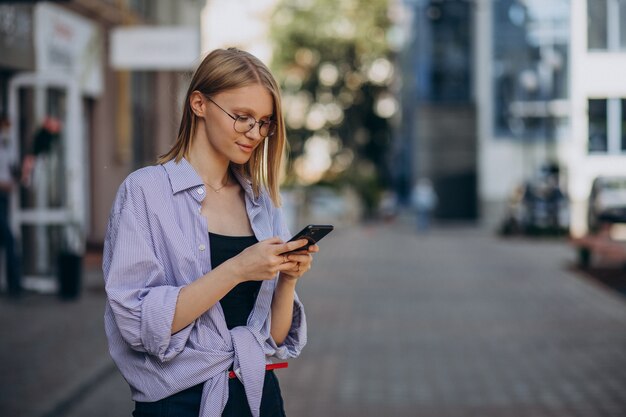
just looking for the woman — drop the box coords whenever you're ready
[103,48,316,417]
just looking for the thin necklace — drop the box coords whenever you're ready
[204,176,229,193]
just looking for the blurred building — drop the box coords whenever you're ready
[0,0,203,292]
[394,0,626,236]
[408,0,477,221]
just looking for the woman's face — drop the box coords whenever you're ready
[202,83,274,165]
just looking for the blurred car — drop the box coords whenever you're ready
[587,176,626,233]
[500,164,569,236]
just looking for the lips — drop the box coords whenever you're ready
[236,142,254,153]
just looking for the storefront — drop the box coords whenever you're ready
[1,0,202,294]
[7,3,102,291]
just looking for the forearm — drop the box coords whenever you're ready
[172,237,307,336]
[270,275,298,345]
[171,261,241,334]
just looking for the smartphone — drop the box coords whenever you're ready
[283,224,334,253]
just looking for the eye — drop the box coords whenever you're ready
[237,115,255,126]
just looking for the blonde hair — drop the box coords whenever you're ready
[158,48,286,206]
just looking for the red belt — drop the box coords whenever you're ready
[228,362,288,379]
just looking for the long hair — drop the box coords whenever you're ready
[158,48,286,206]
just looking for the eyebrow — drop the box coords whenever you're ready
[231,106,274,119]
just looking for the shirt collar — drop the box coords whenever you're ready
[231,168,261,207]
[163,157,203,194]
[162,158,261,207]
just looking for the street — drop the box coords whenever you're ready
[1,220,625,417]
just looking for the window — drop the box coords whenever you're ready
[588,0,608,49]
[622,99,626,151]
[131,72,156,169]
[588,99,608,152]
[588,0,626,51]
[128,0,156,22]
[621,2,626,48]
[588,98,626,154]
[492,0,570,139]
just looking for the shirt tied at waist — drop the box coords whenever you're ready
[198,326,267,417]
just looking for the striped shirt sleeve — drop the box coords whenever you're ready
[267,202,307,359]
[103,181,193,362]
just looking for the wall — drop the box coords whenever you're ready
[88,0,202,245]
[568,0,626,236]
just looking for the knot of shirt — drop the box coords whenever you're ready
[198,325,267,417]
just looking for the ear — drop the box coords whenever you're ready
[189,91,207,118]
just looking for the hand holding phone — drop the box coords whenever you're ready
[282,224,333,254]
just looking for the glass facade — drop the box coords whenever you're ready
[492,0,570,140]
[415,0,472,103]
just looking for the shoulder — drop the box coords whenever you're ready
[124,165,167,189]
[113,165,168,213]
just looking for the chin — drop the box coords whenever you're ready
[230,154,253,165]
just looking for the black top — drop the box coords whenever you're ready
[209,232,261,329]
[209,233,285,416]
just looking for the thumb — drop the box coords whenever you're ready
[263,236,285,245]
[276,239,309,255]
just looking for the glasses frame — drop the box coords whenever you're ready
[205,96,276,138]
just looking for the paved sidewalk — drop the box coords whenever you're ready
[278,222,626,417]
[1,220,625,417]
[0,252,133,417]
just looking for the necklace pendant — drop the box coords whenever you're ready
[204,174,229,194]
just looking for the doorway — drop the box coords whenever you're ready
[9,73,87,292]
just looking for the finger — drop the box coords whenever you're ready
[280,266,304,279]
[286,254,312,263]
[273,254,289,267]
[307,244,320,253]
[263,236,285,245]
[276,239,308,255]
[285,249,309,256]
[276,261,298,272]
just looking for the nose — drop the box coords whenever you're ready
[244,122,264,141]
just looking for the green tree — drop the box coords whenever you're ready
[270,0,395,215]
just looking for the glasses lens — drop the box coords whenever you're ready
[260,121,277,137]
[234,116,255,133]
[233,116,277,137]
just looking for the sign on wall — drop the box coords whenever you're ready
[110,26,200,71]
[34,2,103,96]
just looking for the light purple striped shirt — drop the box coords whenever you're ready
[103,158,307,417]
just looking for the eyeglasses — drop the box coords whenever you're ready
[206,96,277,138]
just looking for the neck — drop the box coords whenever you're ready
[187,122,230,187]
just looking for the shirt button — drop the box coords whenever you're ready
[197,187,204,195]
[199,244,206,251]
